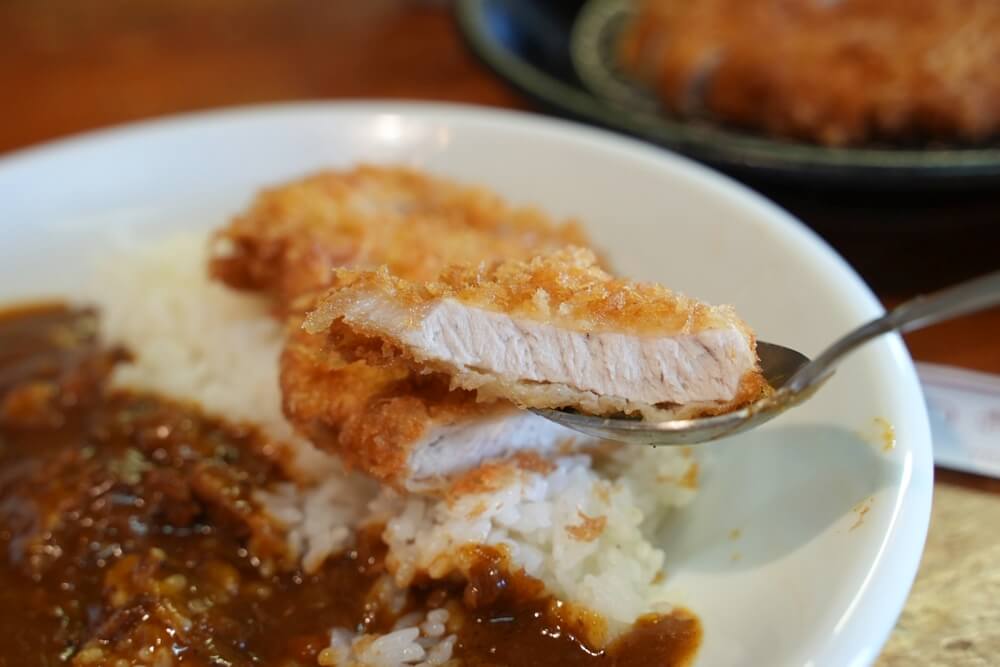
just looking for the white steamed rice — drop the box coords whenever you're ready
[321,608,456,667]
[370,449,695,636]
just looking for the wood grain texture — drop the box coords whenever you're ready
[1,1,997,662]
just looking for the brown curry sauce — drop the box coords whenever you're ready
[0,304,700,666]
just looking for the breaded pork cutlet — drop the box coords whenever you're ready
[621,0,1000,146]
[211,166,603,490]
[280,328,584,492]
[304,247,769,420]
[210,165,590,309]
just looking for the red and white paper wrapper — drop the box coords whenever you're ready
[918,363,1000,479]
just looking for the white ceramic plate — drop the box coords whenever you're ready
[0,102,932,667]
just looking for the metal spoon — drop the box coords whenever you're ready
[532,271,1000,446]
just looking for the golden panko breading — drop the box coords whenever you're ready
[280,326,585,491]
[210,166,603,490]
[621,0,1000,146]
[210,165,590,310]
[303,248,768,420]
[306,246,741,335]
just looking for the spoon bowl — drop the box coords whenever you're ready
[532,342,817,446]
[533,271,1000,446]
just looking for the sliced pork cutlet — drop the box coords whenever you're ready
[304,247,769,420]
[209,165,590,311]
[210,166,606,489]
[280,324,591,492]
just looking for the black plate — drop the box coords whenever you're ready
[455,0,1000,188]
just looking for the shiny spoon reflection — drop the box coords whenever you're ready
[532,271,1000,447]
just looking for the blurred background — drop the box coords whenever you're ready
[1,0,997,303]
[1,2,998,662]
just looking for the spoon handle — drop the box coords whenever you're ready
[786,270,1000,394]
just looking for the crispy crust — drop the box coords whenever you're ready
[305,247,743,336]
[280,323,511,491]
[210,165,590,310]
[621,0,1000,146]
[302,248,768,419]
[217,167,602,489]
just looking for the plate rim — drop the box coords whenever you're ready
[0,100,934,666]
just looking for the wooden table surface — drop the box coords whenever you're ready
[2,1,998,664]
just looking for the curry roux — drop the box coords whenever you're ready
[0,303,701,666]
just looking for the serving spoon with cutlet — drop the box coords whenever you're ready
[533,270,1000,446]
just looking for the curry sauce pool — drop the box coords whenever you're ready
[0,304,700,666]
